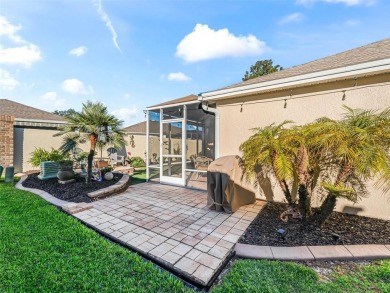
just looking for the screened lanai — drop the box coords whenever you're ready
[145,95,215,190]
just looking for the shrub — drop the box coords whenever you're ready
[129,156,145,167]
[29,148,69,167]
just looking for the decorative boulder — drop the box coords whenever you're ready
[104,172,114,181]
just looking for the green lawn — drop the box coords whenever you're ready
[1,182,389,292]
[130,167,147,185]
[212,259,390,293]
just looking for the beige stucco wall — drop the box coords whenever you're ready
[22,128,64,172]
[216,73,390,220]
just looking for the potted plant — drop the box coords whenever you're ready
[57,159,75,182]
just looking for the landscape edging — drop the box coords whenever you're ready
[235,243,390,261]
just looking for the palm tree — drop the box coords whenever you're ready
[309,106,390,225]
[240,121,295,205]
[55,101,126,184]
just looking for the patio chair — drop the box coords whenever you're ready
[107,147,125,167]
[194,155,213,179]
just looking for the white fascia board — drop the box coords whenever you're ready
[146,100,199,110]
[14,118,67,124]
[200,58,390,101]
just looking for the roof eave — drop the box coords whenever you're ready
[200,58,390,101]
[14,118,67,124]
[146,100,200,111]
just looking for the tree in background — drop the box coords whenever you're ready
[242,59,283,81]
[55,101,126,184]
[53,109,77,117]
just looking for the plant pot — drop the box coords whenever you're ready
[97,160,109,168]
[57,163,75,182]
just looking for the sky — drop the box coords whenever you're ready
[1,0,389,126]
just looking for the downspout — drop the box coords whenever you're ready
[199,94,220,159]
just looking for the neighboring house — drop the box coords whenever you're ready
[0,99,66,173]
[122,120,182,161]
[145,38,390,219]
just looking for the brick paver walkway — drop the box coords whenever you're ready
[73,182,265,286]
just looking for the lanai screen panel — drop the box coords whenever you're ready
[147,109,160,181]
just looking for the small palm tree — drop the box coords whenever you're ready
[240,121,295,205]
[309,106,390,225]
[55,101,126,184]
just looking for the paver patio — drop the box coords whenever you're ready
[73,182,265,286]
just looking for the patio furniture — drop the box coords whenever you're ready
[207,155,256,213]
[192,155,213,179]
[107,148,125,167]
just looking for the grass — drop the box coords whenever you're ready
[0,182,190,292]
[130,167,147,185]
[212,258,390,293]
[0,176,20,183]
[1,181,389,292]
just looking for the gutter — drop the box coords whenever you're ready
[200,96,220,159]
[14,118,67,124]
[200,58,390,101]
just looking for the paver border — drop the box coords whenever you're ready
[235,243,390,261]
[16,173,130,205]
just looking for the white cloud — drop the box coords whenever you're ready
[69,46,88,57]
[0,69,19,90]
[92,0,121,52]
[123,93,131,100]
[345,20,360,26]
[62,78,94,95]
[176,24,266,62]
[167,72,191,82]
[279,13,304,25]
[0,16,42,67]
[40,91,66,107]
[111,107,138,125]
[296,0,375,6]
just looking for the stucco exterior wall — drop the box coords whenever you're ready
[21,128,64,172]
[216,73,390,220]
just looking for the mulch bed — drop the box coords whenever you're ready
[22,173,123,203]
[239,202,390,246]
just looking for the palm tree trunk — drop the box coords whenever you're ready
[297,145,311,221]
[271,151,293,205]
[314,161,353,225]
[86,135,98,185]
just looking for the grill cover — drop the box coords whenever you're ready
[207,155,256,213]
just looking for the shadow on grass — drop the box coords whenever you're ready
[130,167,146,186]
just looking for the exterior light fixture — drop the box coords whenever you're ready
[276,228,288,242]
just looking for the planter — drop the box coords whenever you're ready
[57,162,75,183]
[97,160,109,168]
[38,161,59,180]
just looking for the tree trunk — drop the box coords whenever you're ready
[313,161,353,225]
[271,151,293,205]
[86,135,98,185]
[297,145,311,221]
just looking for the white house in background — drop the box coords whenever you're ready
[145,38,390,220]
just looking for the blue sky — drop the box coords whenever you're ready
[1,0,389,126]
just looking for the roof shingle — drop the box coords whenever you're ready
[211,38,390,91]
[0,99,65,122]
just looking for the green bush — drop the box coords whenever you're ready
[129,156,145,167]
[29,148,70,167]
